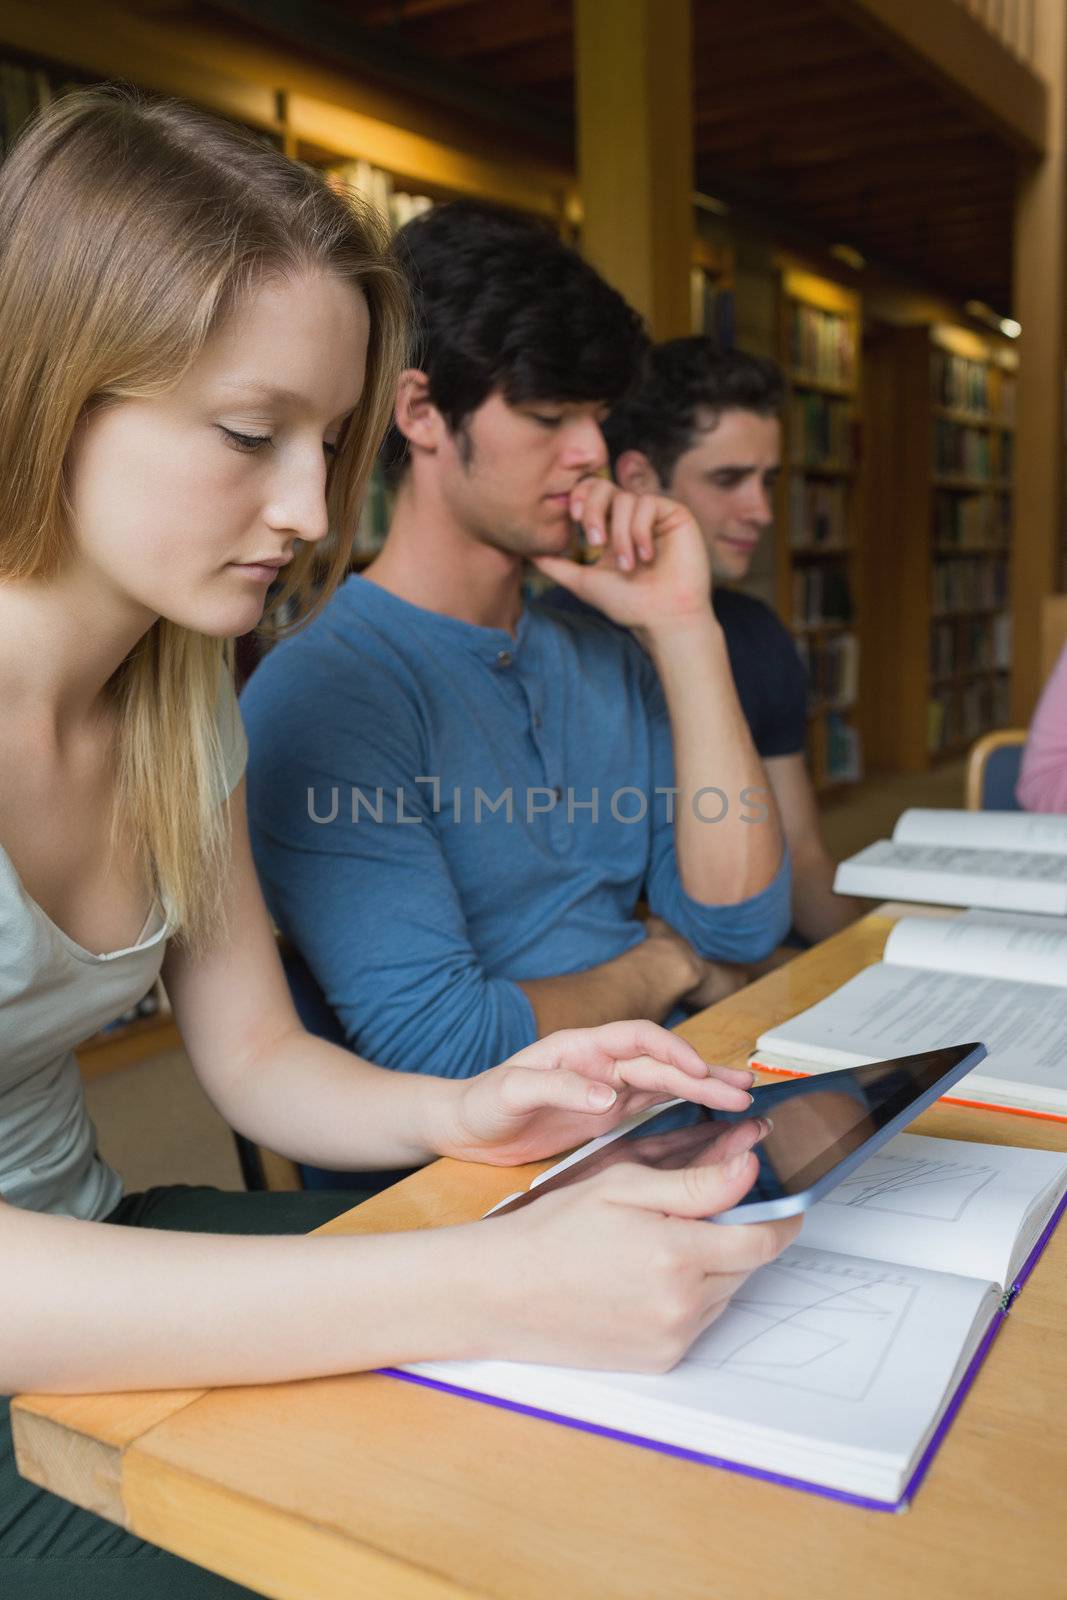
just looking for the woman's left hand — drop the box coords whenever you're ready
[434,1019,755,1167]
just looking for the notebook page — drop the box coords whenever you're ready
[405,1246,997,1502]
[798,1132,1067,1286]
[894,808,1067,856]
[885,912,1067,989]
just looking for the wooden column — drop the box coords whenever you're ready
[574,0,693,338]
[1011,2,1067,719]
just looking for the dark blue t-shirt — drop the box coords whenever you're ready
[712,588,808,760]
[544,585,808,761]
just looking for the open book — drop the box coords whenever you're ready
[833,808,1067,913]
[753,910,1067,1119]
[390,1132,1067,1510]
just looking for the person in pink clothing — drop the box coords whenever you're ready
[1018,642,1067,812]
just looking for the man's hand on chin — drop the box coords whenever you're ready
[532,476,714,643]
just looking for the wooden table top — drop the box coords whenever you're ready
[14,911,1067,1600]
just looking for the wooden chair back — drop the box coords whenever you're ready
[965,728,1028,810]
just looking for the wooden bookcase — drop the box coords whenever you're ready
[862,323,1017,773]
[775,267,863,794]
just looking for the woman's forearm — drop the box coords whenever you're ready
[1,1198,486,1394]
[199,1023,457,1171]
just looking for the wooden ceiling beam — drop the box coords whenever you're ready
[830,221,1011,251]
[689,158,1010,303]
[201,0,571,143]
[799,150,1011,189]
[357,0,492,24]
[698,87,952,144]
[695,65,913,125]
[698,110,972,163]
[385,0,571,59]
[692,2,830,53]
[467,34,575,86]
[796,155,1013,203]
[691,35,878,98]
[819,0,1046,155]
[776,181,1012,219]
[801,204,1011,243]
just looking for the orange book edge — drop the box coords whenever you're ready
[748,1060,1067,1126]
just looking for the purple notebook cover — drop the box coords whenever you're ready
[382,1187,1067,1515]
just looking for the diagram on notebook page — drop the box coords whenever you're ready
[687,1250,915,1402]
[820,1154,998,1221]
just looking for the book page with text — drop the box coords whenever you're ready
[835,841,1067,913]
[894,809,1067,855]
[755,963,1067,1111]
[885,911,1067,988]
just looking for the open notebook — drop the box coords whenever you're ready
[389,1132,1067,1512]
[833,808,1067,914]
[752,910,1067,1120]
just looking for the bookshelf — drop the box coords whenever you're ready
[75,981,179,1082]
[776,268,863,793]
[862,323,1017,772]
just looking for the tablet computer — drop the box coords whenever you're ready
[489,1042,988,1224]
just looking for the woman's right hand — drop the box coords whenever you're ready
[475,1127,802,1374]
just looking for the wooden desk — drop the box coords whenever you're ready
[14,912,1067,1600]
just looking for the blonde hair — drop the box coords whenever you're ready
[0,87,409,944]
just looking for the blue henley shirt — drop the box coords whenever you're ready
[242,577,791,1079]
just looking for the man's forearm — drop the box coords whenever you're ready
[791,851,866,944]
[646,614,784,903]
[517,932,701,1036]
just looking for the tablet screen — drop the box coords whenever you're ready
[491,1045,983,1215]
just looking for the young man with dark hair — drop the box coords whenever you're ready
[601,337,862,945]
[242,204,790,1087]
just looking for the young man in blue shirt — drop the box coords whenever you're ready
[602,339,863,945]
[242,203,790,1085]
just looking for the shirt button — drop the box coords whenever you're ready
[532,712,543,729]
[496,649,513,668]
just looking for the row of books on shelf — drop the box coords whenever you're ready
[795,631,858,709]
[324,158,434,235]
[929,612,1012,678]
[930,349,989,414]
[824,710,862,783]
[789,394,853,469]
[934,427,1012,484]
[931,556,1008,615]
[788,303,855,388]
[352,465,393,558]
[690,269,736,348]
[792,564,854,627]
[0,60,53,158]
[930,350,1016,423]
[933,487,1011,548]
[933,421,995,479]
[927,674,1011,754]
[787,475,847,548]
[96,985,166,1038]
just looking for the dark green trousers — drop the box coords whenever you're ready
[0,1186,365,1599]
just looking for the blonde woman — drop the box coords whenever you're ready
[0,90,798,1597]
